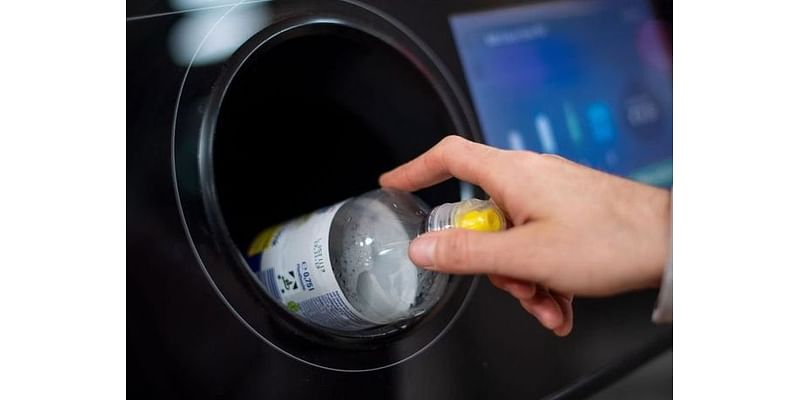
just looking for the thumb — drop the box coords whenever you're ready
[409,229,523,276]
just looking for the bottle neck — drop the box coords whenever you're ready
[424,198,507,234]
[425,202,461,233]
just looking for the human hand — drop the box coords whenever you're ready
[379,136,671,336]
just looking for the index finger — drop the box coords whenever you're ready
[378,135,506,192]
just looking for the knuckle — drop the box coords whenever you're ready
[510,150,541,168]
[540,153,576,169]
[440,134,466,147]
[496,151,535,177]
[441,135,475,156]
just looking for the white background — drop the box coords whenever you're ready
[673,1,800,397]
[1,0,799,398]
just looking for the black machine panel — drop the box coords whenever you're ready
[128,0,672,398]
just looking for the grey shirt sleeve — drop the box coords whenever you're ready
[652,251,672,323]
[652,213,672,324]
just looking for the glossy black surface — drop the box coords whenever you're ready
[175,6,480,370]
[128,0,671,398]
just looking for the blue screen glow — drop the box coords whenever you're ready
[450,0,673,187]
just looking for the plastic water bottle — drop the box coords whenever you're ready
[246,188,506,332]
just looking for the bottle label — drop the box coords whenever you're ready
[246,201,375,331]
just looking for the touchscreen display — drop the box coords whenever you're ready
[450,0,672,187]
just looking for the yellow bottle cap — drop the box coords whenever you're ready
[455,207,505,232]
[247,225,280,256]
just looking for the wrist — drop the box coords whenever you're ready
[643,188,672,288]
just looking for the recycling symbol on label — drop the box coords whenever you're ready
[277,271,299,294]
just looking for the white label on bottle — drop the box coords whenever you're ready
[248,201,375,331]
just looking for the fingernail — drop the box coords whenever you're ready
[409,236,436,268]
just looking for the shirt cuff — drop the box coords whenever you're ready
[652,219,673,324]
[652,254,672,323]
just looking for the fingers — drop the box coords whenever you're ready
[487,274,536,299]
[379,135,506,193]
[408,226,558,287]
[552,292,574,337]
[519,288,564,331]
[490,275,574,336]
[409,228,534,278]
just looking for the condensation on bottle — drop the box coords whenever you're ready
[245,188,506,333]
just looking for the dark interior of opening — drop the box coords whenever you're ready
[213,25,461,251]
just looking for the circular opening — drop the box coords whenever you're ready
[195,21,476,370]
[214,26,460,247]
